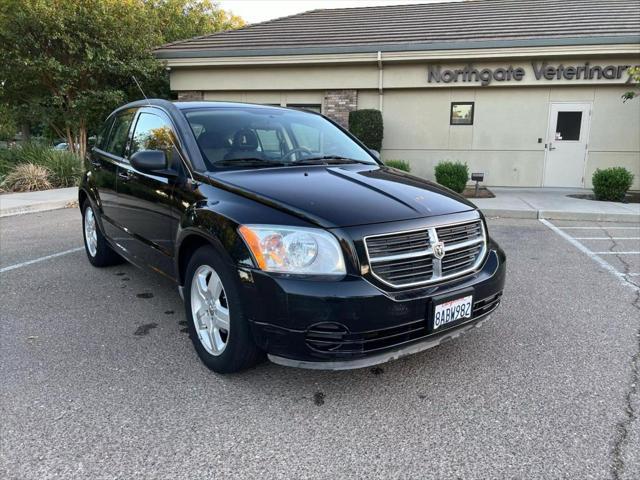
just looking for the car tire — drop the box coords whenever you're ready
[184,245,263,374]
[82,201,123,267]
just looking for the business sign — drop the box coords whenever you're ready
[428,62,636,86]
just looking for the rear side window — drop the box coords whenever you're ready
[130,112,178,167]
[105,111,135,157]
[96,117,115,150]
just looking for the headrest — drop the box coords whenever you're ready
[232,129,259,150]
[198,131,228,149]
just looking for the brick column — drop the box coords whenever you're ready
[323,90,357,128]
[177,91,204,101]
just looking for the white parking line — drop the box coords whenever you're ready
[559,226,640,229]
[573,237,640,240]
[0,247,84,274]
[539,219,639,293]
[593,252,640,255]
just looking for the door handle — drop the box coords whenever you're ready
[117,170,132,181]
[548,142,556,151]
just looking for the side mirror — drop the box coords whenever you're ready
[369,149,380,160]
[130,150,168,174]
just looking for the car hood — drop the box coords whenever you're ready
[210,165,476,228]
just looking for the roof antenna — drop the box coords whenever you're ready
[130,75,195,181]
[132,75,151,106]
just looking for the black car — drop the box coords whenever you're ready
[79,99,506,373]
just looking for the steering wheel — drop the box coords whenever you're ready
[282,147,313,162]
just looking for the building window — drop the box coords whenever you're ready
[555,111,582,141]
[288,104,322,113]
[450,102,474,125]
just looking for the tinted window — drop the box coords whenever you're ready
[130,112,177,166]
[105,111,134,157]
[184,107,376,170]
[555,111,582,141]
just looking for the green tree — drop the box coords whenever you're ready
[0,0,243,158]
[622,66,640,102]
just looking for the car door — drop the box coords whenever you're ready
[88,110,135,240]
[112,107,180,277]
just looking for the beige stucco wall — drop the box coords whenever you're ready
[360,85,640,188]
[172,56,640,189]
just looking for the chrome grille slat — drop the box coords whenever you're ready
[364,219,486,288]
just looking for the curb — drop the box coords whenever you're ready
[0,200,77,218]
[480,207,640,223]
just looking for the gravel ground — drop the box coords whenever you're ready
[1,209,638,479]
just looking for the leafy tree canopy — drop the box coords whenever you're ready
[0,0,244,157]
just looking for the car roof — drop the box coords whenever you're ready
[116,98,307,113]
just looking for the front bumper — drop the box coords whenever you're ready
[241,241,506,370]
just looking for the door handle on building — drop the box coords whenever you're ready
[548,142,556,151]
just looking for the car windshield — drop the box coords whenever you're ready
[183,106,378,170]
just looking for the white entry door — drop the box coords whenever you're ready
[543,103,591,187]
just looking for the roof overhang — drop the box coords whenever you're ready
[155,35,640,67]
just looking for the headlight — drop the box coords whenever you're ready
[238,224,346,276]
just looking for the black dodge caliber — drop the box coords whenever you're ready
[79,99,505,373]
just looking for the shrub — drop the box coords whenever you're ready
[0,143,80,187]
[592,167,634,202]
[434,161,469,193]
[2,163,53,192]
[349,109,383,151]
[384,160,411,172]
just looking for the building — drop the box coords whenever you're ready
[155,0,640,189]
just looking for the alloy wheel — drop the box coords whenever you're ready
[84,207,98,257]
[190,265,230,356]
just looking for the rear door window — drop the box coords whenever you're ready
[104,111,135,158]
[96,116,115,151]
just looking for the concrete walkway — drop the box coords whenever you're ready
[0,187,77,217]
[473,187,640,223]
[0,186,638,223]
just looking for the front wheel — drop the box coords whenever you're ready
[184,245,262,373]
[82,202,122,267]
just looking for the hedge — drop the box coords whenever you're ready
[384,160,411,172]
[592,167,634,202]
[349,109,383,151]
[434,161,469,193]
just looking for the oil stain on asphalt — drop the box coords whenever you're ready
[313,391,325,406]
[136,292,154,299]
[134,323,157,336]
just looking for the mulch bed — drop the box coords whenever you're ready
[463,186,495,199]
[568,192,640,204]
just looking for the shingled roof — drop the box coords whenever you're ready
[155,0,640,59]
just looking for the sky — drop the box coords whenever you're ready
[218,0,460,24]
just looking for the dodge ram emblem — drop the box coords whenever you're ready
[433,241,445,260]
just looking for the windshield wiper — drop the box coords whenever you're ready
[295,156,374,166]
[214,158,286,167]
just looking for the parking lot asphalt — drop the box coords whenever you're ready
[1,208,639,479]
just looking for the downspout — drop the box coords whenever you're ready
[377,51,384,112]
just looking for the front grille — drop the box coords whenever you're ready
[442,243,484,276]
[364,219,486,288]
[365,230,430,261]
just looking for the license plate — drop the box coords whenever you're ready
[433,295,473,331]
